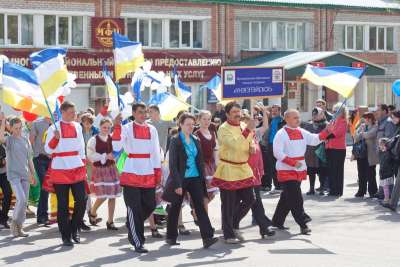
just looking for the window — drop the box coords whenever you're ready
[367,82,395,107]
[169,19,203,49]
[344,25,363,51]
[126,18,163,48]
[368,26,393,51]
[0,14,33,46]
[242,21,305,51]
[44,15,84,47]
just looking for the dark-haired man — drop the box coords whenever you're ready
[113,102,162,253]
[211,101,256,244]
[147,104,175,153]
[45,101,87,246]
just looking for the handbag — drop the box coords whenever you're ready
[315,143,327,164]
[352,139,368,159]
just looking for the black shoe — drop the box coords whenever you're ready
[134,246,148,253]
[72,231,81,243]
[304,215,312,224]
[106,221,118,231]
[151,228,163,238]
[300,226,311,235]
[260,186,271,192]
[315,187,322,192]
[0,220,10,229]
[80,221,91,231]
[272,223,289,230]
[166,239,180,246]
[203,237,218,249]
[62,238,74,247]
[260,227,275,238]
[381,203,396,211]
[306,190,315,195]
[354,192,364,198]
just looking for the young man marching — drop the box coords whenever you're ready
[112,102,161,253]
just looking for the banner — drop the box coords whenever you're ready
[1,50,222,83]
[91,17,125,49]
[221,66,284,99]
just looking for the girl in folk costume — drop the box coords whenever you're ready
[44,101,87,247]
[87,118,121,230]
[271,109,331,235]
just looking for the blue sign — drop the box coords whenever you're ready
[222,67,284,99]
[207,89,219,104]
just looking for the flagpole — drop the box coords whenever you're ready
[168,92,201,113]
[39,87,58,130]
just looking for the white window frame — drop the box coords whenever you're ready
[242,20,305,51]
[43,15,85,48]
[344,25,365,51]
[124,16,205,50]
[0,13,34,47]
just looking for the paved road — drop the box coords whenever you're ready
[1,149,400,267]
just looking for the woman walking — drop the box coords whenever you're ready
[163,113,218,249]
[87,118,121,230]
[0,114,36,237]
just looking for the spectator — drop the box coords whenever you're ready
[315,99,333,122]
[325,103,348,197]
[263,104,285,192]
[388,105,396,118]
[0,120,11,229]
[387,111,400,210]
[378,138,396,209]
[302,107,328,195]
[147,105,176,153]
[354,112,378,198]
[212,103,227,123]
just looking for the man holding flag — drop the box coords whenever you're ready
[44,101,87,246]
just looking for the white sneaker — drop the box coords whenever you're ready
[233,229,245,242]
[225,238,240,244]
[10,220,18,237]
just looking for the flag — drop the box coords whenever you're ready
[302,65,366,98]
[102,63,120,112]
[350,110,361,137]
[29,48,69,97]
[148,92,189,121]
[1,62,54,117]
[206,74,222,101]
[113,32,144,81]
[173,66,192,102]
[131,68,144,102]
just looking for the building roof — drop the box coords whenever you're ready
[232,51,386,79]
[176,0,400,11]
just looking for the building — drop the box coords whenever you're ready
[0,0,399,116]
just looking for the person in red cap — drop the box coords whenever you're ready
[44,101,87,246]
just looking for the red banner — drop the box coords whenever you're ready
[91,17,124,49]
[0,50,223,83]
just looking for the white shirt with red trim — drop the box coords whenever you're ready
[44,121,86,170]
[112,121,161,187]
[273,126,326,182]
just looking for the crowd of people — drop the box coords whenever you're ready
[0,98,399,253]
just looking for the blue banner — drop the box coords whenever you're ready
[222,67,284,99]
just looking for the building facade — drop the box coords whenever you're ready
[0,0,399,116]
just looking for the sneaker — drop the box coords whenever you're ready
[153,206,168,216]
[178,225,190,236]
[300,226,312,235]
[16,224,29,238]
[306,190,315,196]
[203,237,218,249]
[233,229,245,242]
[269,188,282,194]
[10,220,18,237]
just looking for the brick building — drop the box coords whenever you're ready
[0,0,399,116]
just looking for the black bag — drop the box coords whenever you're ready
[388,135,400,162]
[352,139,368,159]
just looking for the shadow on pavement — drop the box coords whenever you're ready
[269,248,335,254]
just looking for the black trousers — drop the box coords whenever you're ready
[220,187,255,239]
[0,173,12,223]
[33,156,51,222]
[262,144,280,189]
[54,181,86,240]
[167,178,213,241]
[123,186,155,248]
[356,158,378,196]
[272,180,307,228]
[326,149,346,196]
[251,186,272,232]
[308,166,328,190]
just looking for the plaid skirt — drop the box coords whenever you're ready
[90,164,121,199]
[204,161,218,194]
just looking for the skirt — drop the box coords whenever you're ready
[204,160,218,194]
[380,176,395,187]
[90,164,121,199]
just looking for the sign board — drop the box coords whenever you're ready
[207,88,219,104]
[91,17,124,49]
[221,66,284,100]
[0,50,222,84]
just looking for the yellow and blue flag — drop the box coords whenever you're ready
[302,65,366,98]
[113,32,144,81]
[29,48,69,97]
[173,66,192,102]
[148,92,189,121]
[206,74,222,101]
[1,62,54,117]
[102,63,123,113]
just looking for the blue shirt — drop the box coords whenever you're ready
[269,117,282,144]
[179,132,200,178]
